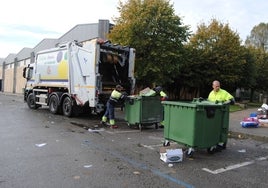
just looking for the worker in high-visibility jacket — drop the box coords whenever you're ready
[208,80,234,150]
[154,86,168,101]
[154,86,168,128]
[208,80,235,104]
[101,85,126,129]
[160,90,168,101]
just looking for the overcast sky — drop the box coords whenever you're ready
[0,0,267,58]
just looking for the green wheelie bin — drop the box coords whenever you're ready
[162,99,229,157]
[125,95,163,131]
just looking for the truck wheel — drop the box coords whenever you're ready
[27,93,38,109]
[49,95,59,114]
[62,97,73,117]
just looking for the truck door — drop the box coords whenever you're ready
[69,42,97,107]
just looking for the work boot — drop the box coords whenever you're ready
[101,116,108,125]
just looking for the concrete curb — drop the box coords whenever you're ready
[228,131,268,143]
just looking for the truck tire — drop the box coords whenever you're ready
[62,96,73,117]
[27,93,38,109]
[49,95,60,114]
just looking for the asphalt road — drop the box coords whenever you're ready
[1,93,268,188]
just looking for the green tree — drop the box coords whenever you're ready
[108,0,190,87]
[238,46,256,89]
[249,47,268,99]
[184,19,246,96]
[245,23,268,51]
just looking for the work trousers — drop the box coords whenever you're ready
[104,101,115,121]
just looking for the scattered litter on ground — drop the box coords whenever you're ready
[238,149,246,153]
[73,175,80,180]
[160,146,183,163]
[240,105,268,128]
[35,143,47,147]
[88,128,105,133]
[168,164,173,167]
[133,171,140,175]
[83,165,93,168]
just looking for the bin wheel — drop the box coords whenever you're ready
[186,148,194,158]
[217,142,227,150]
[155,123,159,129]
[138,124,142,131]
[163,140,170,147]
[207,146,217,154]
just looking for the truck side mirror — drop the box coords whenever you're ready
[23,67,32,80]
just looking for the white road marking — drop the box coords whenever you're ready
[202,161,254,174]
[203,155,268,174]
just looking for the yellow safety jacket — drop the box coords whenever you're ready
[109,89,123,105]
[160,91,168,101]
[208,89,233,102]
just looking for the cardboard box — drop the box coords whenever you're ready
[160,146,183,163]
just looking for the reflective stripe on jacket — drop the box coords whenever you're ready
[109,89,122,105]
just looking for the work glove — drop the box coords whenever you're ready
[223,100,230,105]
[215,100,221,104]
[223,98,235,105]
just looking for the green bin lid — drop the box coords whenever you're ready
[162,100,224,107]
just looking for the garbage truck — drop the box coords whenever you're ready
[22,38,135,117]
